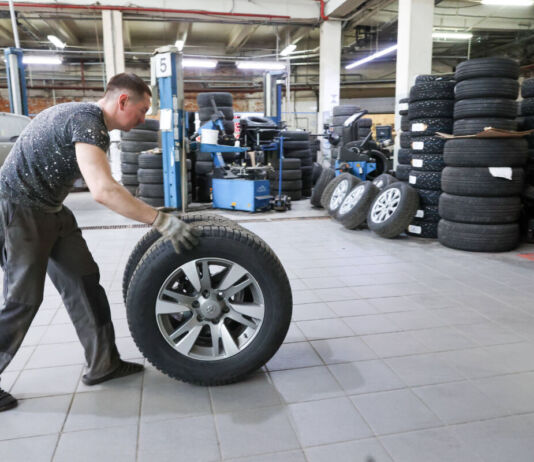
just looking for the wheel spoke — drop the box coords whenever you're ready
[169,316,199,341]
[174,324,203,355]
[199,260,212,291]
[162,289,197,305]
[220,323,240,356]
[224,277,253,299]
[209,323,221,356]
[181,261,202,292]
[226,309,258,329]
[219,264,249,292]
[228,302,264,321]
[155,299,191,316]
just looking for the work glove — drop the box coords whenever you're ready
[152,211,201,252]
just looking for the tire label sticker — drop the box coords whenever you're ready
[399,102,409,111]
[412,123,427,132]
[415,209,424,218]
[408,225,422,234]
[412,159,423,168]
[409,175,417,184]
[489,167,513,180]
[412,141,424,150]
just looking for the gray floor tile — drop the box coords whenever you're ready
[292,290,323,305]
[217,406,299,459]
[311,336,377,364]
[380,427,483,462]
[284,323,306,343]
[55,425,138,462]
[75,363,143,393]
[431,306,489,326]
[225,450,306,462]
[327,299,378,317]
[360,331,429,358]
[31,309,57,327]
[313,287,360,302]
[455,322,522,347]
[384,310,446,330]
[328,359,404,395]
[484,342,534,373]
[451,414,534,462]
[0,394,71,440]
[343,314,401,335]
[351,389,441,436]
[141,366,211,422]
[40,323,79,344]
[288,397,372,447]
[305,438,393,462]
[25,342,85,369]
[11,364,82,399]
[0,434,58,462]
[139,415,219,461]
[368,297,421,313]
[270,365,344,403]
[434,347,512,379]
[64,387,141,432]
[210,372,281,413]
[413,381,507,424]
[0,370,19,392]
[4,346,35,372]
[408,326,476,352]
[266,342,323,371]
[297,318,354,340]
[292,302,336,321]
[21,326,47,347]
[473,372,534,414]
[354,283,429,299]
[385,353,465,387]
[302,276,347,290]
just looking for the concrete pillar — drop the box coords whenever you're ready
[318,20,342,162]
[394,0,434,162]
[102,10,125,83]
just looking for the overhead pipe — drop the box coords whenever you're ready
[316,0,329,21]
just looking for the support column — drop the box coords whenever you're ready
[102,10,125,83]
[394,0,434,162]
[318,20,342,162]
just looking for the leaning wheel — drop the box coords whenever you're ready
[327,177,352,216]
[125,223,292,385]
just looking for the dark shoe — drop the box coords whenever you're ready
[81,360,144,386]
[0,388,17,412]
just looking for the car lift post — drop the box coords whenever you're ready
[4,48,28,116]
[151,46,186,211]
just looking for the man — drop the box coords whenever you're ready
[0,73,199,411]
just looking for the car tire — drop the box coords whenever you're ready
[443,138,528,167]
[454,78,519,100]
[310,168,335,208]
[453,118,518,136]
[336,182,380,229]
[439,193,522,224]
[453,98,517,120]
[441,167,525,197]
[454,57,519,82]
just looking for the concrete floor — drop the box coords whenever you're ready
[2,192,534,461]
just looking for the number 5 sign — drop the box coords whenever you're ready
[155,53,172,78]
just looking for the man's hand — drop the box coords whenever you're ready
[152,212,201,252]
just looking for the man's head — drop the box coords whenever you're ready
[101,73,152,131]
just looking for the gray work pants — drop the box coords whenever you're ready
[0,200,121,381]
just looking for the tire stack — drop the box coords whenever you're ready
[405,75,455,239]
[195,92,235,202]
[357,118,373,140]
[310,138,320,162]
[120,119,160,195]
[331,105,361,140]
[270,158,303,201]
[274,131,312,199]
[396,97,411,183]
[438,57,526,252]
[519,78,534,186]
[137,152,193,207]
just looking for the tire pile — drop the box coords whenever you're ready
[438,57,526,252]
[120,119,160,195]
[136,152,192,207]
[274,130,313,199]
[405,74,455,239]
[519,78,534,187]
[331,105,360,139]
[195,92,236,202]
[396,97,411,182]
[271,158,302,201]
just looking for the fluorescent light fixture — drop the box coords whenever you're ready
[237,61,286,70]
[481,0,533,5]
[23,55,62,65]
[47,35,66,49]
[175,39,185,51]
[280,44,297,57]
[182,58,217,68]
[433,31,473,40]
[345,44,398,70]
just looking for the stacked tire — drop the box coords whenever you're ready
[519,78,534,186]
[406,75,455,238]
[270,158,302,201]
[438,58,525,252]
[195,92,235,202]
[396,98,411,183]
[120,119,160,195]
[137,152,193,207]
[278,131,312,199]
[331,105,361,139]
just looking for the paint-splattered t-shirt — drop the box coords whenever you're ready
[0,102,110,212]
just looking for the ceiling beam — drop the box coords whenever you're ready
[326,0,367,18]
[226,24,259,53]
[0,21,13,42]
[44,19,79,45]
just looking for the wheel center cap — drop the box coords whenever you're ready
[199,299,223,320]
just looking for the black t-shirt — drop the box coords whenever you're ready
[0,102,110,212]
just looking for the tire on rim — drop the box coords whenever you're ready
[126,223,292,385]
[320,173,360,209]
[310,168,335,208]
[327,175,358,216]
[372,173,398,190]
[367,182,420,238]
[336,182,380,229]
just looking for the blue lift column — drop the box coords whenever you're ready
[4,48,28,116]
[151,46,185,211]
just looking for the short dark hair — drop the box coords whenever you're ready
[104,73,151,98]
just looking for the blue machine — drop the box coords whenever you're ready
[334,159,377,180]
[212,178,271,212]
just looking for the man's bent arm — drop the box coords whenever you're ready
[75,142,158,224]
